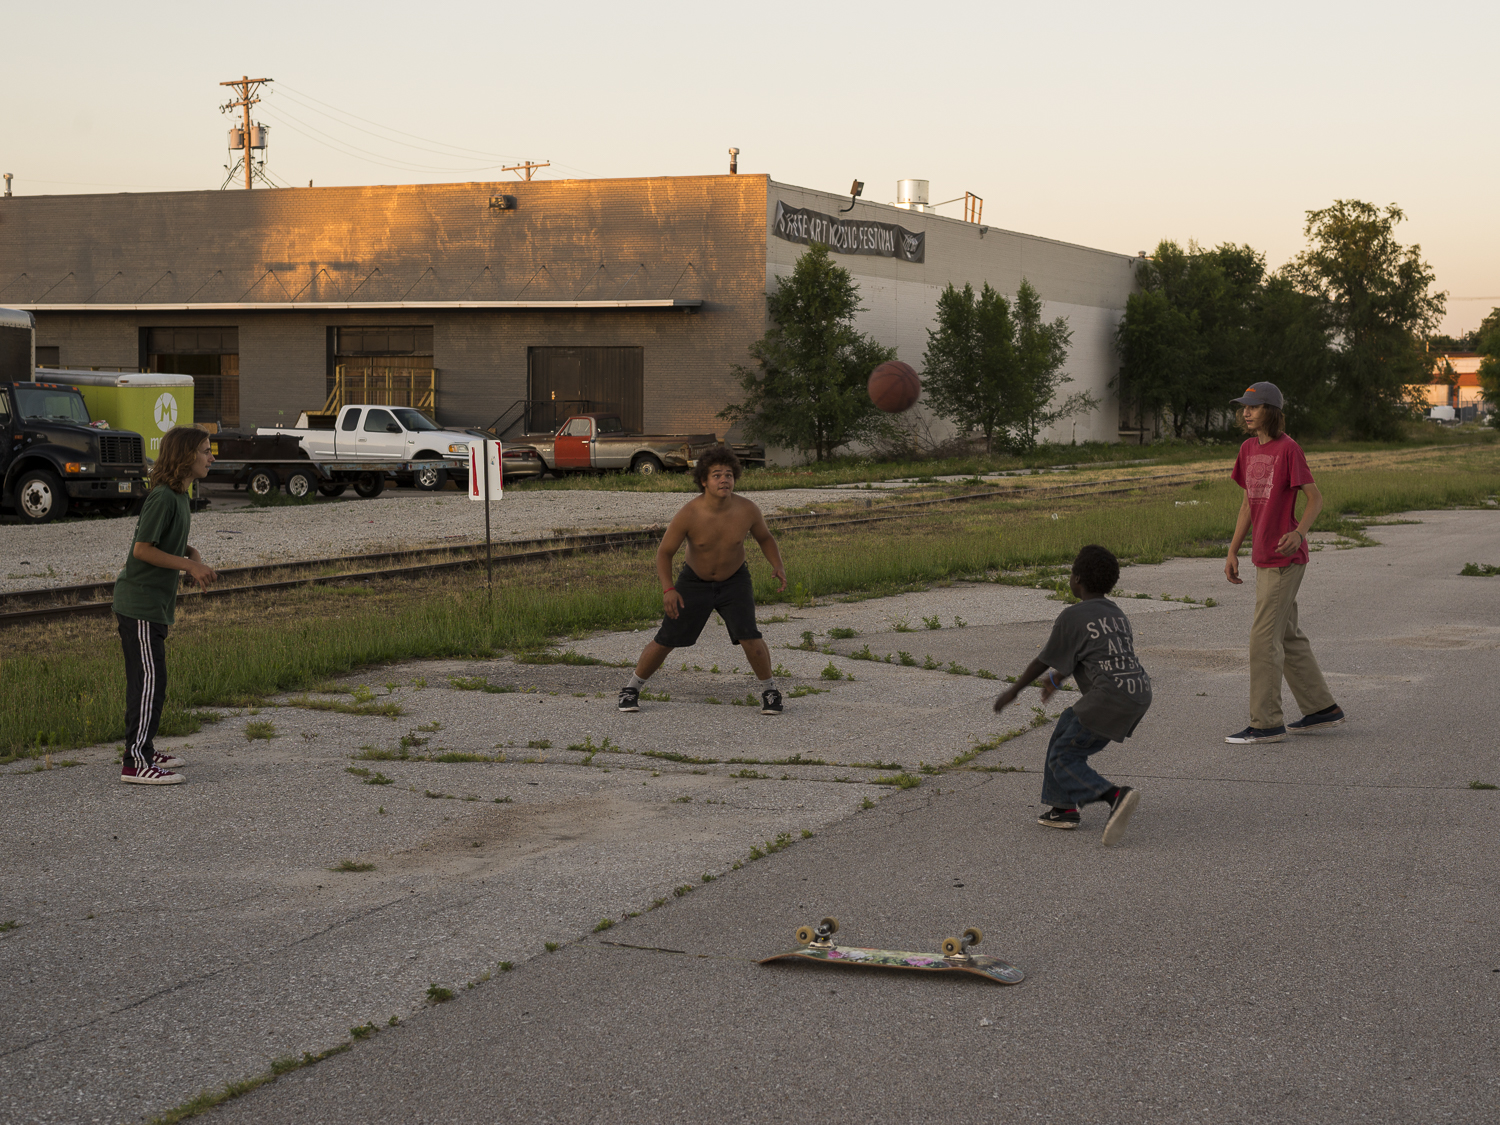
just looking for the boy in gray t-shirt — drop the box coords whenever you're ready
[993,545,1151,845]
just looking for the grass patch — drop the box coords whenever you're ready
[1460,563,1500,577]
[449,675,518,692]
[593,918,615,932]
[787,685,829,698]
[871,772,922,789]
[144,1044,352,1124]
[514,650,621,666]
[1469,780,1498,790]
[331,859,375,872]
[426,984,454,1003]
[828,626,858,639]
[5,446,1496,757]
[243,721,277,741]
[287,695,405,717]
[641,749,720,764]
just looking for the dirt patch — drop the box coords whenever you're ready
[1138,646,1248,670]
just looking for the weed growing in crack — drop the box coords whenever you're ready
[426,985,454,1003]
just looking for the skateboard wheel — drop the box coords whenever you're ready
[963,927,983,947]
[795,925,815,945]
[819,916,839,935]
[941,936,962,957]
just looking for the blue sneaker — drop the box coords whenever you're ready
[1288,705,1344,733]
[1225,725,1286,744]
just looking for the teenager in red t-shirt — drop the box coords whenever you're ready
[1223,382,1343,743]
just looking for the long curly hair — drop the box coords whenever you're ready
[149,425,209,492]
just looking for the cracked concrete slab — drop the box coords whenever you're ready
[3,510,1498,1123]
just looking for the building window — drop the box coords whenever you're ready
[145,327,240,429]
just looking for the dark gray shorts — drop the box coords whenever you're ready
[653,564,761,648]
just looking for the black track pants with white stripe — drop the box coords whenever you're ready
[117,614,169,771]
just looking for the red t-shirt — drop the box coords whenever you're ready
[1231,435,1314,568]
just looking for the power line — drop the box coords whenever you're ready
[257,105,510,174]
[273,82,520,162]
[269,81,597,179]
[272,88,522,164]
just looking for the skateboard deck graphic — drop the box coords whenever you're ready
[759,918,1024,985]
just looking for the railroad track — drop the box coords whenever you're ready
[0,453,1407,627]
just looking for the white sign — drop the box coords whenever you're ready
[468,440,503,502]
[154,392,179,432]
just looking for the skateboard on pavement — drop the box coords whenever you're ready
[759,917,1024,985]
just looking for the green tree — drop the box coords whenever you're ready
[1115,240,1266,438]
[1008,279,1091,450]
[718,243,895,461]
[1243,274,1336,435]
[1477,308,1500,427]
[922,279,1088,452]
[1284,201,1446,440]
[920,282,1015,453]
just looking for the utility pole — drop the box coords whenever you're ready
[502,161,550,181]
[220,75,272,190]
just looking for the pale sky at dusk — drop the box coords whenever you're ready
[6,0,1495,334]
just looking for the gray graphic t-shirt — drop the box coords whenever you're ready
[1037,597,1152,741]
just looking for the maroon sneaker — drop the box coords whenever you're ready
[120,766,185,786]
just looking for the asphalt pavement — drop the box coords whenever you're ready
[4,511,1498,1123]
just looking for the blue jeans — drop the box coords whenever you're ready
[1040,707,1114,809]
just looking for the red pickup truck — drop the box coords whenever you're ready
[517,413,765,476]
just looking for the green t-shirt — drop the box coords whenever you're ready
[112,485,192,626]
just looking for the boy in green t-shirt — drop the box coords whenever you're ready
[112,426,218,784]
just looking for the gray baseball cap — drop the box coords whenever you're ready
[1231,381,1284,408]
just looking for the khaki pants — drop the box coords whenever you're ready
[1250,564,1335,728]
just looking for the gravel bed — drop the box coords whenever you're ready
[0,486,861,594]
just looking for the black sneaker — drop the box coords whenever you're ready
[1288,705,1345,733]
[1225,725,1286,744]
[1036,807,1080,830]
[1101,786,1139,846]
[617,686,640,712]
[760,688,783,715]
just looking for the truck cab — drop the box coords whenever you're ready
[0,381,149,523]
[263,404,474,490]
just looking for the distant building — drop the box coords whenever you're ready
[1415,354,1488,412]
[0,175,1137,456]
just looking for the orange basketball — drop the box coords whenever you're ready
[868,361,921,413]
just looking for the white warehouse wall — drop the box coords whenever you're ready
[765,181,1137,453]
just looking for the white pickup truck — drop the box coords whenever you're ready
[260,404,474,490]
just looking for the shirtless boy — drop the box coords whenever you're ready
[618,445,787,714]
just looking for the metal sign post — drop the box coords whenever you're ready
[469,440,503,600]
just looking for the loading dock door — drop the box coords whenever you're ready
[146,327,239,428]
[528,347,643,434]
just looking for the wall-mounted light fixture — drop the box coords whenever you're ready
[840,180,864,213]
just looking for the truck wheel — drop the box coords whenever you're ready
[353,472,386,498]
[284,469,316,499]
[247,469,278,498]
[317,483,348,498]
[15,469,69,523]
[412,465,447,491]
[631,454,665,476]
